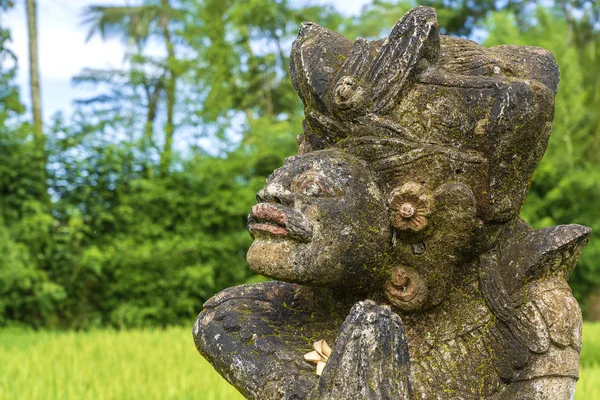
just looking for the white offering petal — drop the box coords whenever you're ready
[321,340,332,358]
[316,360,327,376]
[313,340,326,357]
[304,350,322,363]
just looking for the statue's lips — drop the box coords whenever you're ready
[248,203,313,242]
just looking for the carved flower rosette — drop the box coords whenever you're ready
[389,182,433,231]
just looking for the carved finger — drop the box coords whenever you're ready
[312,301,412,399]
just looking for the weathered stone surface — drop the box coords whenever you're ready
[194,6,591,399]
[311,301,412,400]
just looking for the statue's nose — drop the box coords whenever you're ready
[256,183,294,206]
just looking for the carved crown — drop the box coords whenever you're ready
[290,6,560,223]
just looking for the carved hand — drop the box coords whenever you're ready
[311,300,412,400]
[194,282,321,400]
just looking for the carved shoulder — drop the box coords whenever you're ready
[480,224,590,383]
[498,224,591,286]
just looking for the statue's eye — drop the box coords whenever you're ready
[292,171,331,197]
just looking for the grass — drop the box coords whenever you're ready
[0,326,243,400]
[579,322,600,400]
[0,323,598,399]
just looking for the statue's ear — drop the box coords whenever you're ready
[431,183,477,240]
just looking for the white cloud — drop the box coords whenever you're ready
[8,0,129,81]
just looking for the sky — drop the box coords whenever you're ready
[5,0,371,121]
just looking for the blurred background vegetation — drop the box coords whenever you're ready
[0,0,599,330]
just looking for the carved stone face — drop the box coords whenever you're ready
[247,149,390,289]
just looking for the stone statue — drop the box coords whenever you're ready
[193,6,591,399]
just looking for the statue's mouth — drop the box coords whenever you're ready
[248,203,313,242]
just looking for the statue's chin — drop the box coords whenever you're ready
[246,238,314,283]
[247,238,350,287]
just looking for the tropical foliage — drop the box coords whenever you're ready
[0,0,598,328]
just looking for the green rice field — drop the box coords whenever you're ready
[1,323,599,399]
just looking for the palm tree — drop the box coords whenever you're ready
[26,0,43,148]
[82,0,181,176]
[26,0,48,199]
[157,0,176,177]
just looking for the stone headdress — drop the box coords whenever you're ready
[290,6,560,223]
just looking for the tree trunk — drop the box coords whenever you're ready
[143,82,161,179]
[26,0,47,200]
[159,0,176,177]
[144,84,160,148]
[26,0,43,148]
